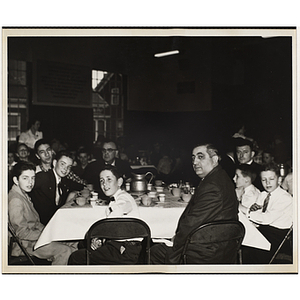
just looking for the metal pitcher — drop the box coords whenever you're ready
[130,172,154,192]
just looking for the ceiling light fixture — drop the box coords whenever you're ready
[154,50,180,58]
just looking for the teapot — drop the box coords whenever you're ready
[130,172,154,192]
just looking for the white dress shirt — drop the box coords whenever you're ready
[248,186,292,229]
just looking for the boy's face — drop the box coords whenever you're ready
[262,153,273,164]
[14,169,35,193]
[53,155,73,178]
[233,169,249,188]
[8,153,15,165]
[261,170,279,193]
[78,153,89,167]
[17,145,29,159]
[36,144,53,164]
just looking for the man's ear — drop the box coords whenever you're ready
[13,176,19,186]
[212,155,219,166]
[117,177,123,187]
[251,151,255,159]
[35,154,40,160]
[52,159,57,168]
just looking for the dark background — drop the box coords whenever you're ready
[8,34,293,156]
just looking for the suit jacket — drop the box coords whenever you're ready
[30,169,83,225]
[166,164,239,264]
[8,184,44,256]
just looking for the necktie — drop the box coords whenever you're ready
[262,193,271,212]
[55,180,63,205]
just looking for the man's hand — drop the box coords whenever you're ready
[90,238,102,250]
[249,203,262,212]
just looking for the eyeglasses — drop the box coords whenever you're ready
[102,148,117,154]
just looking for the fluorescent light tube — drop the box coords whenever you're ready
[154,50,179,58]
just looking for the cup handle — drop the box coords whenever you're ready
[145,172,154,184]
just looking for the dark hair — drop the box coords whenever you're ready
[17,143,29,152]
[77,147,89,156]
[235,137,254,151]
[54,150,74,162]
[27,118,41,129]
[236,164,257,183]
[260,162,280,177]
[34,138,51,154]
[12,161,36,179]
[262,148,274,157]
[193,142,220,161]
[99,165,122,179]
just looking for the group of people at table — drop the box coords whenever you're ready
[8,131,293,265]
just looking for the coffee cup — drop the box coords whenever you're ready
[158,193,165,202]
[171,187,181,197]
[141,195,152,206]
[147,183,152,191]
[76,196,87,206]
[181,193,192,203]
[155,186,164,193]
[148,191,157,198]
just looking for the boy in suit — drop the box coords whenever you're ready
[31,150,84,225]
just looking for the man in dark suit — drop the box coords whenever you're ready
[31,150,84,225]
[150,143,239,264]
[83,139,132,194]
[235,138,263,191]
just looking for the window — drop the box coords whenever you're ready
[92,70,107,90]
[8,59,29,141]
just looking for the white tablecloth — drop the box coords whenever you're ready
[35,191,270,251]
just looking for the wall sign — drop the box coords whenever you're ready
[33,60,91,107]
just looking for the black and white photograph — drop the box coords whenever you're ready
[2,27,297,276]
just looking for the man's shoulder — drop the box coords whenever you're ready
[115,158,130,167]
[35,169,55,184]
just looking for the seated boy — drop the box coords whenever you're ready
[8,161,76,265]
[234,164,261,213]
[244,162,293,263]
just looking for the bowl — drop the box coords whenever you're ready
[181,193,192,203]
[75,196,87,206]
[155,186,164,193]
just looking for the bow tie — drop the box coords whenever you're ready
[108,196,115,204]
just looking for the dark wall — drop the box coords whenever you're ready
[29,105,94,150]
[124,37,293,159]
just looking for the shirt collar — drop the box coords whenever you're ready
[53,168,61,184]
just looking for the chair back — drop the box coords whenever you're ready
[86,217,151,264]
[8,221,35,265]
[182,220,245,264]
